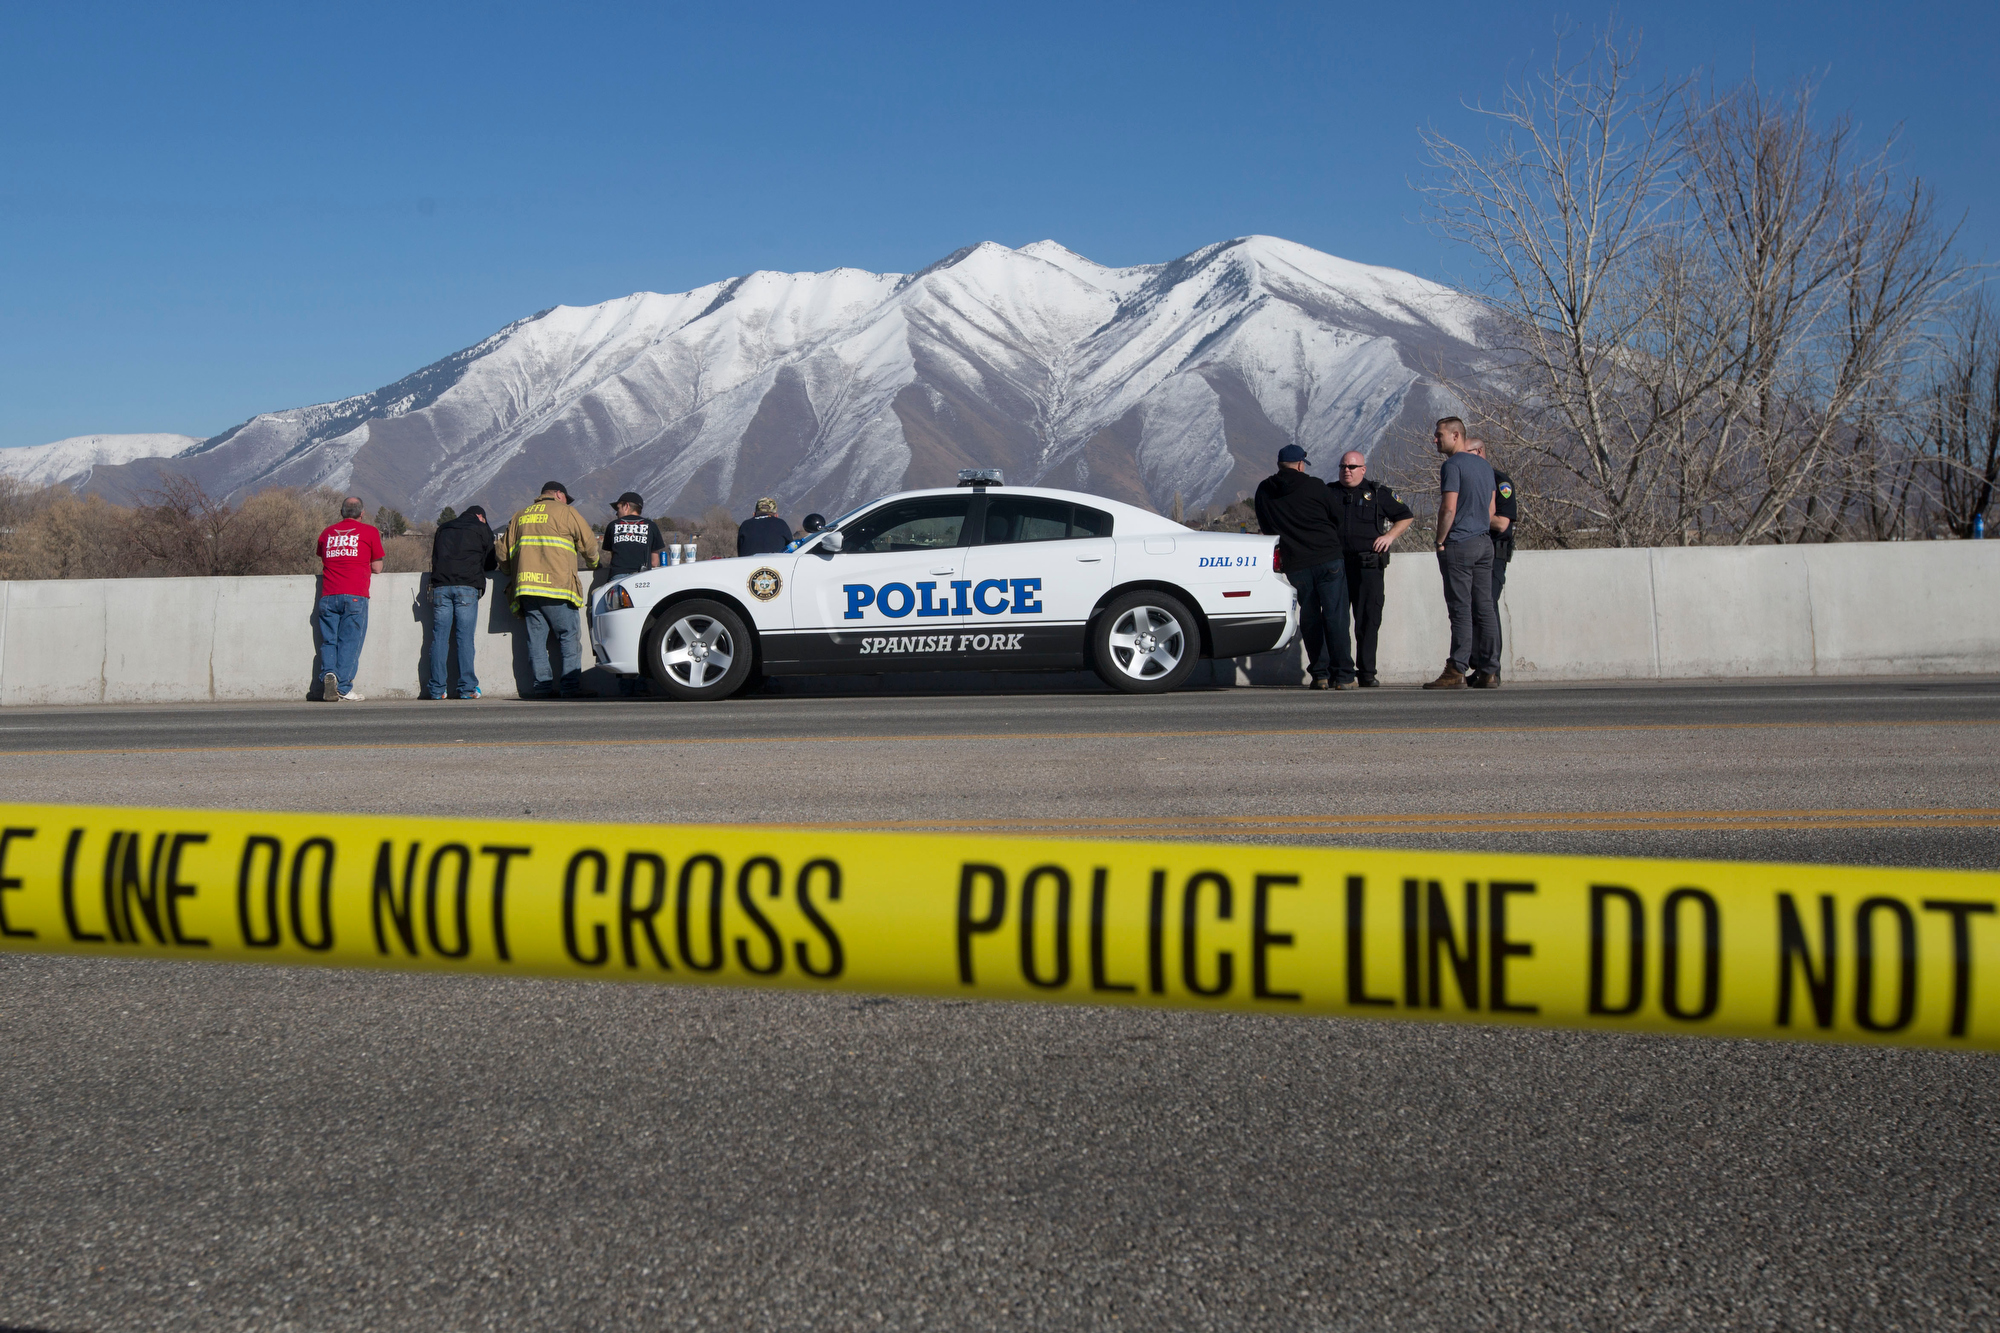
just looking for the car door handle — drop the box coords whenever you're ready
[929,567,956,575]
[1076,555,1103,563]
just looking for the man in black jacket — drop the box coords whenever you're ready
[426,505,498,700]
[1254,445,1356,689]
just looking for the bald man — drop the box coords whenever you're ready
[1329,451,1414,686]
[314,496,386,702]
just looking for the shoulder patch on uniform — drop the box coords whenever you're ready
[1498,482,1514,499]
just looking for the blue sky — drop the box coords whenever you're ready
[2,0,1993,450]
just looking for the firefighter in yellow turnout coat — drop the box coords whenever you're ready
[499,482,602,698]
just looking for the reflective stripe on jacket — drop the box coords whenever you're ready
[500,498,600,612]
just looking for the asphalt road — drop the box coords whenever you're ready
[3,678,1999,1330]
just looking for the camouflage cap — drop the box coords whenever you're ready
[754,497,779,515]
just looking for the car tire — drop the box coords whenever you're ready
[643,600,756,701]
[1090,590,1201,694]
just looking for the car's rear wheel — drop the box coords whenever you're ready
[1091,590,1200,694]
[643,600,755,701]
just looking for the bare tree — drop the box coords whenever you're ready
[1911,295,2000,537]
[1421,24,1964,547]
[0,482,137,580]
[1420,24,1691,546]
[695,505,739,560]
[1678,81,1962,543]
[129,477,345,577]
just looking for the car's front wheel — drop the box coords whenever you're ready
[643,600,755,701]
[1091,590,1200,694]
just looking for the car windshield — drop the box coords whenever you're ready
[839,497,970,553]
[825,496,886,530]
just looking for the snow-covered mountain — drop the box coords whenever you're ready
[49,236,1484,519]
[0,434,202,489]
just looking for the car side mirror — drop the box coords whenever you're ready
[815,530,843,553]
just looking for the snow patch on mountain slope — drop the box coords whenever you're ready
[68,236,1485,519]
[0,434,200,487]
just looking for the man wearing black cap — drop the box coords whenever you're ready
[601,492,665,581]
[1254,444,1356,689]
[426,503,498,699]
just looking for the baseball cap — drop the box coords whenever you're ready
[540,480,569,498]
[755,497,779,515]
[1278,445,1309,464]
[616,491,645,511]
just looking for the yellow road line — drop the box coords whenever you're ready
[0,715,1994,759]
[795,807,2000,829]
[769,808,2000,837]
[772,808,2000,832]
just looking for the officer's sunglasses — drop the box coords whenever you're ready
[1339,463,1365,471]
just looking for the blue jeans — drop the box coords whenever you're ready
[427,585,482,698]
[315,594,369,695]
[1286,559,1354,682]
[521,596,583,695]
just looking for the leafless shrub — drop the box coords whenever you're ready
[695,505,739,560]
[0,482,138,579]
[383,533,432,573]
[128,476,350,576]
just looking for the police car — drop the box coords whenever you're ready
[590,470,1298,699]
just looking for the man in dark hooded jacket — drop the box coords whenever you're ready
[1254,445,1355,689]
[426,505,498,699]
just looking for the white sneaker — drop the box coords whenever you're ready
[322,671,339,701]
[339,690,366,702]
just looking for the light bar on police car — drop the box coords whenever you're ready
[956,468,1004,487]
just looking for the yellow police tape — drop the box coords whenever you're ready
[0,801,1995,1051]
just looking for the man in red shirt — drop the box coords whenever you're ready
[315,497,386,701]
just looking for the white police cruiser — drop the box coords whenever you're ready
[591,470,1298,699]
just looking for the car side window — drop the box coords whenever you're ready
[979,496,1114,544]
[1072,505,1114,538]
[839,498,970,553]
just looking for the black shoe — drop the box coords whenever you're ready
[1359,676,1380,688]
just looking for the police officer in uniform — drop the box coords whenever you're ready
[1465,439,1515,685]
[1330,450,1414,687]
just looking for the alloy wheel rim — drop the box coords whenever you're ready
[1107,606,1185,680]
[661,615,735,688]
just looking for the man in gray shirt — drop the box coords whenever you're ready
[1424,417,1500,690]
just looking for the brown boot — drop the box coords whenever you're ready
[1422,662,1468,690]
[1471,669,1503,689]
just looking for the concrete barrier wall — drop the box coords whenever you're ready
[1206,539,2000,686]
[0,572,609,706]
[0,541,1994,705]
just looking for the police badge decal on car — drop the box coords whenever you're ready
[747,567,783,602]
